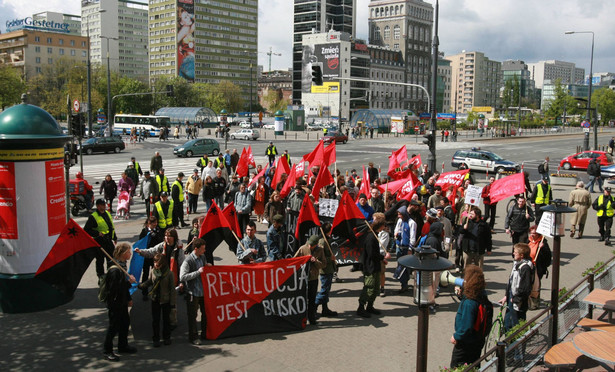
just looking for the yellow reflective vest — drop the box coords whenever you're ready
[172,180,184,202]
[155,200,174,228]
[596,195,615,217]
[535,184,551,204]
[92,210,114,235]
[156,175,168,193]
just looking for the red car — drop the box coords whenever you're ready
[322,131,348,144]
[559,151,613,170]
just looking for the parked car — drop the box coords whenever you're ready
[601,164,615,179]
[239,121,251,128]
[173,138,220,157]
[560,151,613,170]
[230,129,260,140]
[306,121,323,131]
[262,123,275,130]
[77,136,125,155]
[451,148,520,173]
[551,126,563,132]
[322,131,348,144]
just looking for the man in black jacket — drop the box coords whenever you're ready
[460,206,492,270]
[586,157,603,193]
[531,176,552,224]
[357,219,386,318]
[505,195,535,254]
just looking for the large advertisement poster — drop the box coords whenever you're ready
[301,43,340,93]
[177,0,195,82]
[45,160,66,236]
[0,162,17,240]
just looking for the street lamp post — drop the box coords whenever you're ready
[428,0,440,173]
[565,31,595,150]
[101,35,118,136]
[85,24,92,138]
[517,76,522,131]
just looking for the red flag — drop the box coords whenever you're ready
[304,140,325,166]
[332,191,367,241]
[408,154,422,170]
[295,158,305,178]
[35,219,100,298]
[397,172,421,200]
[248,166,267,187]
[324,141,336,166]
[295,194,321,241]
[280,164,297,199]
[222,202,242,250]
[236,147,249,178]
[247,145,256,168]
[399,189,417,202]
[393,145,408,164]
[387,153,401,179]
[387,146,411,179]
[271,156,291,188]
[435,169,469,190]
[311,165,334,202]
[378,172,419,195]
[358,165,371,199]
[199,201,233,254]
[488,172,526,204]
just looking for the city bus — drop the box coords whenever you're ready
[110,114,171,136]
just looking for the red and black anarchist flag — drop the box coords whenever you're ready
[331,191,367,242]
[201,256,311,340]
[199,201,233,255]
[35,219,100,298]
[295,193,321,244]
[222,202,242,249]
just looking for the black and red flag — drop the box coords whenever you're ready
[35,219,100,299]
[222,202,242,251]
[331,191,367,242]
[201,256,310,339]
[199,201,233,263]
[295,193,321,244]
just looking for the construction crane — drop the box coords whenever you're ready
[265,47,281,72]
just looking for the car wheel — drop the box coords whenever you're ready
[495,166,505,174]
[114,146,121,153]
[186,150,193,158]
[231,135,236,140]
[86,148,93,155]
[212,149,219,156]
[563,162,571,170]
[71,204,80,217]
[458,163,467,170]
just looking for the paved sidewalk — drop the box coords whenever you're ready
[2,184,615,371]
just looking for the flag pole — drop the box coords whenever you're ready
[364,220,387,252]
[319,226,335,259]
[231,229,247,253]
[100,247,131,277]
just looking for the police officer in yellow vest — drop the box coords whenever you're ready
[172,172,189,228]
[592,187,615,246]
[196,154,209,171]
[84,199,117,277]
[155,168,170,199]
[266,141,278,166]
[153,192,174,233]
[531,175,552,224]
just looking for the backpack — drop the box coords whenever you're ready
[98,265,120,303]
[473,294,494,339]
[538,162,545,174]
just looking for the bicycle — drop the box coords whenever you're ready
[484,301,508,359]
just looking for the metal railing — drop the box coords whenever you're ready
[463,255,615,372]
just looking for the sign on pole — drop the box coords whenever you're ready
[72,100,80,113]
[536,211,554,237]
[465,185,483,206]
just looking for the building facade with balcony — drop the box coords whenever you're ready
[368,45,405,110]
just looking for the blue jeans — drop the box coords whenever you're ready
[504,297,526,332]
[315,273,334,305]
[586,176,603,192]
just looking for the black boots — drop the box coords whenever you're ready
[321,303,338,317]
[356,303,371,318]
[366,302,381,315]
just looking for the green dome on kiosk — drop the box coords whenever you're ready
[0,98,64,140]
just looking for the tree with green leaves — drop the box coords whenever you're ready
[592,87,615,123]
[261,88,289,113]
[0,65,27,110]
[544,79,579,121]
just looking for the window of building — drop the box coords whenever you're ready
[394,25,400,39]
[59,49,64,55]
[35,36,40,42]
[81,41,86,47]
[384,26,390,39]
[71,50,76,56]
[70,40,75,46]
[59,39,64,45]
[394,44,399,50]
[374,26,381,41]
[36,67,42,73]
[47,37,52,44]
[48,58,53,64]
[82,51,87,57]
[35,46,41,52]
[36,57,41,63]
[47,47,52,54]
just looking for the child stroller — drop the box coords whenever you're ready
[115,191,131,219]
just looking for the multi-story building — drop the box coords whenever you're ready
[81,0,149,81]
[32,12,82,35]
[527,60,585,89]
[368,0,433,113]
[300,30,369,121]
[368,45,405,110]
[501,60,539,108]
[148,0,258,103]
[292,0,356,105]
[258,70,293,110]
[445,50,502,113]
[437,57,451,113]
[0,29,88,80]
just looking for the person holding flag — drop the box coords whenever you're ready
[236,221,267,264]
[84,198,117,278]
[294,235,325,325]
[179,238,208,346]
[357,218,387,318]
[266,214,285,261]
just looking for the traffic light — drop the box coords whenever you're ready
[423,132,435,149]
[166,84,174,97]
[311,65,323,86]
[70,113,81,137]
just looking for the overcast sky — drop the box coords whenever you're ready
[2,0,613,75]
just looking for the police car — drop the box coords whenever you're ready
[451,148,520,173]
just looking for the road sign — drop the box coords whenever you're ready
[584,127,590,133]
[73,100,80,112]
[581,120,590,128]
[414,126,419,132]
